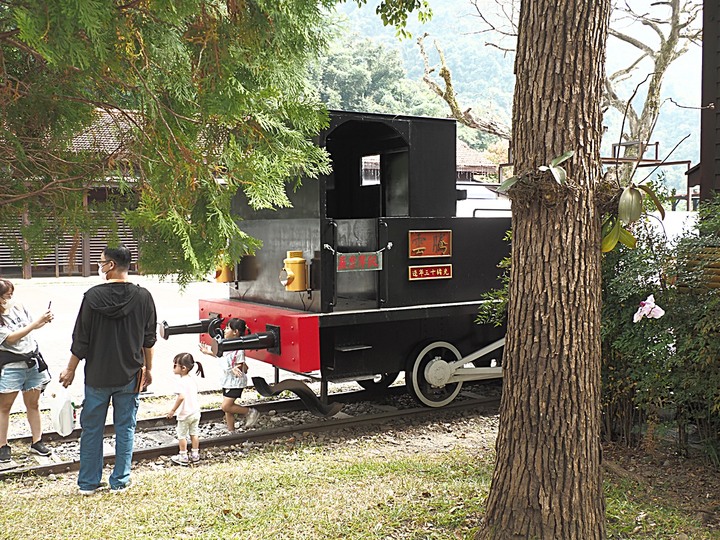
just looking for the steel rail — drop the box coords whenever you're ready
[8,386,407,446]
[0,394,499,480]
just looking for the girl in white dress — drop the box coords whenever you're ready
[167,352,204,465]
[199,318,259,432]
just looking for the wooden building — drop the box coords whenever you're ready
[0,111,139,278]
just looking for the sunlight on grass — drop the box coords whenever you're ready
[0,439,714,539]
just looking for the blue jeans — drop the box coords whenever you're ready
[78,377,139,491]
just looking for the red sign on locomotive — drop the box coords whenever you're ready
[336,251,383,272]
[408,264,453,281]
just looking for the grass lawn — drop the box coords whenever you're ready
[1,431,716,540]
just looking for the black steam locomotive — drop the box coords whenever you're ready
[161,110,510,415]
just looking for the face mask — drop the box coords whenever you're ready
[98,267,107,280]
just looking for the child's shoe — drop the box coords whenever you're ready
[190,451,200,463]
[171,452,189,466]
[245,408,260,428]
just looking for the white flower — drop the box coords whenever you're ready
[633,294,665,323]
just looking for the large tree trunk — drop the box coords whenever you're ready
[476,1,610,539]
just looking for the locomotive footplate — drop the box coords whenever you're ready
[252,377,343,417]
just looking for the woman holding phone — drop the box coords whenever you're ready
[0,278,54,463]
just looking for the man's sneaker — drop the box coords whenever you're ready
[171,453,189,466]
[0,445,11,463]
[245,408,260,428]
[190,452,200,463]
[79,482,108,496]
[110,482,131,493]
[30,440,51,457]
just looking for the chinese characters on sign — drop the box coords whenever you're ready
[408,264,453,281]
[336,251,383,272]
[408,230,452,258]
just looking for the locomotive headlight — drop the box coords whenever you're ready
[280,250,308,292]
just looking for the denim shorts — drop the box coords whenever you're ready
[0,365,51,393]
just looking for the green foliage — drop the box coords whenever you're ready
[601,215,637,252]
[602,179,667,253]
[350,0,431,32]
[476,207,720,462]
[601,202,720,463]
[457,125,501,153]
[307,33,442,116]
[667,195,720,463]
[694,190,720,237]
[335,0,514,122]
[601,222,675,446]
[0,0,337,283]
[496,151,573,194]
[476,230,511,328]
[666,288,720,464]
[538,150,573,185]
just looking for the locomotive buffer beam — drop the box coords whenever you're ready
[252,377,343,418]
[425,337,505,388]
[158,317,225,340]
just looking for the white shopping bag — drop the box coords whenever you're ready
[50,386,75,437]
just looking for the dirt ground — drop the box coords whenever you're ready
[602,441,720,531]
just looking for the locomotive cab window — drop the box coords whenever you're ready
[325,120,409,220]
[361,155,380,186]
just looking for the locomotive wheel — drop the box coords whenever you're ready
[406,341,463,407]
[357,372,399,391]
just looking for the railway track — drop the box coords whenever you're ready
[0,385,500,480]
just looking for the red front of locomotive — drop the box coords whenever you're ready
[199,299,321,374]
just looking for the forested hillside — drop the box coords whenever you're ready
[328,0,701,194]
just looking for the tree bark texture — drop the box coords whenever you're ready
[477,1,610,539]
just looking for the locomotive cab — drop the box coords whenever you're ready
[165,111,509,411]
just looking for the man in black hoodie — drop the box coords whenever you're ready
[59,244,157,495]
